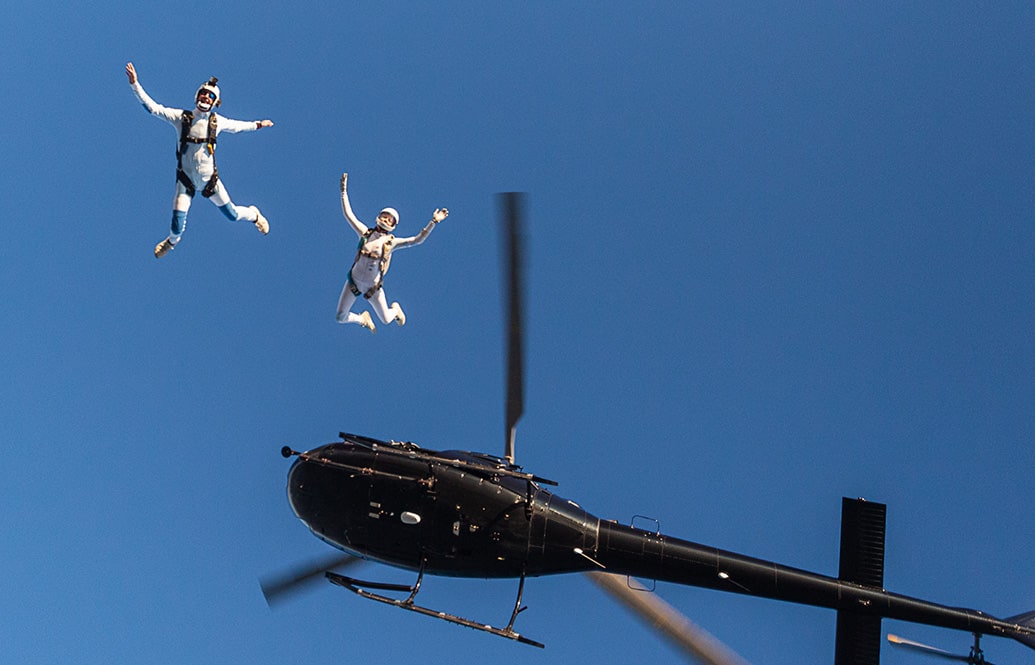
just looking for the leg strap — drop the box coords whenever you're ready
[176,169,196,198]
[201,167,219,198]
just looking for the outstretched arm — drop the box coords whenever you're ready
[126,61,181,124]
[217,117,275,133]
[393,208,449,249]
[340,173,368,236]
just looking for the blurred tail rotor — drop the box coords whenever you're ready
[887,633,991,664]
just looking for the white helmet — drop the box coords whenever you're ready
[195,77,221,112]
[377,207,399,231]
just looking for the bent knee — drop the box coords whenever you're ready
[217,203,239,221]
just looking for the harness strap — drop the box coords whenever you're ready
[372,236,391,294]
[175,111,220,199]
[345,274,381,299]
[201,167,219,198]
[176,110,194,161]
[350,229,392,298]
[176,168,196,198]
[206,113,218,153]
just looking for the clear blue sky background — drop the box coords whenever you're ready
[2,2,1033,664]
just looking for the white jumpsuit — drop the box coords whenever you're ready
[336,187,437,327]
[130,80,265,243]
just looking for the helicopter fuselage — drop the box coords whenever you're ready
[286,434,596,578]
[286,433,1034,646]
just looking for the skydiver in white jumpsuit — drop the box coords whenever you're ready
[336,172,449,333]
[125,62,273,258]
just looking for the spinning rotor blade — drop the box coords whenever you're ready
[887,634,977,663]
[588,572,751,665]
[260,554,361,607]
[499,192,526,464]
[496,195,743,663]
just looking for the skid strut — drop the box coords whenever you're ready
[326,559,543,648]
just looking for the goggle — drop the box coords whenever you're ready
[197,90,217,101]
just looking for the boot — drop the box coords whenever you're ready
[249,206,270,234]
[359,311,376,334]
[154,238,174,258]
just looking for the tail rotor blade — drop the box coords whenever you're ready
[587,571,751,665]
[261,554,362,607]
[499,192,527,465]
[886,634,972,662]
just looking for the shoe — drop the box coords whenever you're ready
[359,311,376,334]
[392,302,406,326]
[249,206,269,234]
[154,238,174,258]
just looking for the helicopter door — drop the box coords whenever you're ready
[422,464,483,563]
[363,452,431,569]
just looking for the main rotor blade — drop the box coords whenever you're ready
[499,192,527,465]
[587,572,751,665]
[886,634,972,662]
[260,554,362,607]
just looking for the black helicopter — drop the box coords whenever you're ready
[267,194,1035,663]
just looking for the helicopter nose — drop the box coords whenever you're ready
[285,450,354,537]
[286,457,317,524]
[284,444,371,550]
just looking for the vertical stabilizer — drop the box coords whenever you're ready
[834,497,887,665]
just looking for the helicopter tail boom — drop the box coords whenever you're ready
[593,499,1035,653]
[1005,610,1035,650]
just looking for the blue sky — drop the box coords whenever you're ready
[2,2,1033,664]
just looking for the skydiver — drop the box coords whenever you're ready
[125,62,274,258]
[336,172,449,333]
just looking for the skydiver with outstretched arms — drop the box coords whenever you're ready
[125,62,274,258]
[336,172,448,333]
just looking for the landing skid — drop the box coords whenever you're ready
[326,559,544,648]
